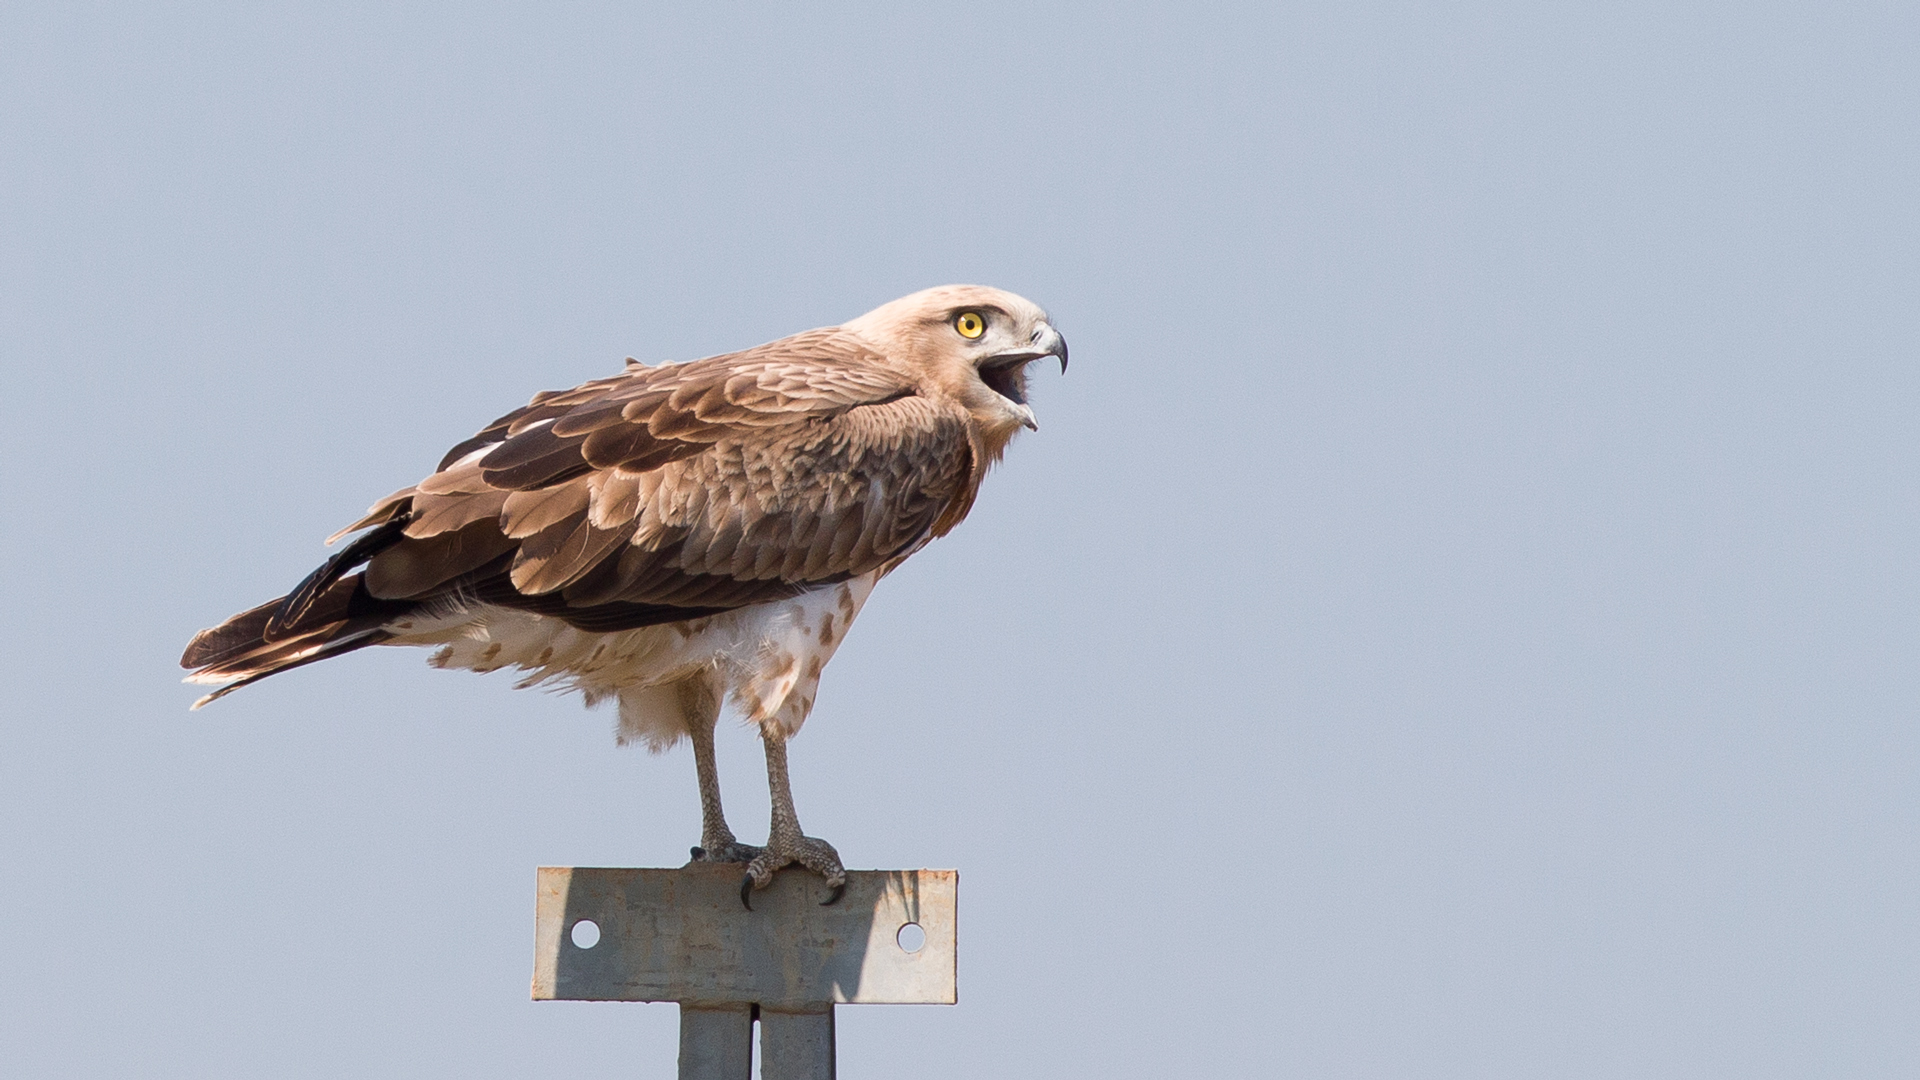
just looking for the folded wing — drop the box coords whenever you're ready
[183,328,976,697]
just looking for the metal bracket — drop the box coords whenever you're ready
[533,865,957,1078]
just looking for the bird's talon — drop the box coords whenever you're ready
[740,873,755,910]
[690,846,705,860]
[821,881,845,906]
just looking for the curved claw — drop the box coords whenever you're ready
[740,873,755,911]
[821,881,845,907]
[690,846,706,860]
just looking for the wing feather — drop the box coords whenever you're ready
[500,481,591,539]
[312,328,973,632]
[407,488,508,537]
[364,519,516,598]
[510,514,633,595]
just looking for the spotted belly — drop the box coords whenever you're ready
[383,573,878,743]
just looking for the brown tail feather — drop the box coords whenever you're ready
[183,574,373,669]
[265,514,411,642]
[182,572,415,706]
[189,628,394,709]
[181,597,282,669]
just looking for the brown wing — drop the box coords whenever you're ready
[276,328,974,637]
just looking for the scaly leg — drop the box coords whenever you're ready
[683,687,762,865]
[741,730,845,908]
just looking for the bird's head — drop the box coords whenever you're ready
[844,285,1068,441]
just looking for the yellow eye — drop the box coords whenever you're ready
[954,311,985,339]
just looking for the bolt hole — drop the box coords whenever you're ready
[896,922,925,953]
[570,919,601,949]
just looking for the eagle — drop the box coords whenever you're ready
[181,285,1066,906]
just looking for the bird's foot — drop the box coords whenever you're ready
[740,833,846,909]
[688,840,765,865]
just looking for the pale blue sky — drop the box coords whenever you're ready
[5,4,1918,1077]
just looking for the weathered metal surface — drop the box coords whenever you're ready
[532,865,957,1008]
[760,1007,835,1080]
[677,1004,753,1080]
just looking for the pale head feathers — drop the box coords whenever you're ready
[842,285,1066,456]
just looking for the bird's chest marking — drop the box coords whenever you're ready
[731,579,874,734]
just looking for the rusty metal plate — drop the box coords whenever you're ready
[532,865,957,1007]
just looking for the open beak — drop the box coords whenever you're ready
[979,324,1068,432]
[982,324,1068,373]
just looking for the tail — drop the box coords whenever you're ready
[181,573,413,709]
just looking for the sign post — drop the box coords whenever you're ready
[534,865,957,1079]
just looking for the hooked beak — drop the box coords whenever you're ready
[982,323,1068,372]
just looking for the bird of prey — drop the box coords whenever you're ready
[181,285,1066,906]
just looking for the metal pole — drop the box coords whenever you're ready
[760,1006,835,1080]
[678,1004,753,1080]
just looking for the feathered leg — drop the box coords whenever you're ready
[741,731,845,908]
